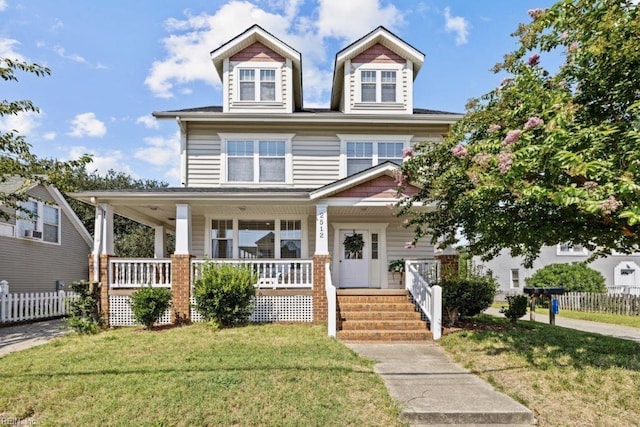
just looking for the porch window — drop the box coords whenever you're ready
[239,220,275,259]
[280,220,301,259]
[227,140,286,183]
[211,219,233,258]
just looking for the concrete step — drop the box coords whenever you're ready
[339,310,422,321]
[337,295,410,304]
[340,320,427,331]
[338,330,432,341]
[338,302,417,312]
[402,409,533,425]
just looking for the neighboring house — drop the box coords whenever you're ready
[0,177,92,293]
[475,245,640,296]
[71,25,460,336]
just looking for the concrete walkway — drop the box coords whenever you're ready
[484,307,640,343]
[0,319,70,357]
[346,342,533,426]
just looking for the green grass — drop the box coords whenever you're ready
[493,301,640,328]
[0,324,404,427]
[441,315,640,426]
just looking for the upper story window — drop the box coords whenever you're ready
[345,141,404,176]
[16,199,60,244]
[557,243,588,256]
[238,68,277,102]
[359,70,397,103]
[220,133,293,184]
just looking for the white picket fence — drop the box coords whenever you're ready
[0,290,78,323]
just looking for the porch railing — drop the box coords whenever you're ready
[109,259,172,288]
[405,259,442,340]
[191,259,313,289]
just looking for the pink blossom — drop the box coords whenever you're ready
[402,146,414,158]
[404,242,415,249]
[393,169,408,186]
[529,53,540,66]
[583,181,598,189]
[528,8,544,20]
[386,202,395,209]
[451,144,468,158]
[560,32,568,40]
[497,152,514,174]
[600,196,622,215]
[502,130,521,146]
[472,153,491,167]
[487,124,502,134]
[523,117,544,130]
[468,172,480,185]
[568,43,579,53]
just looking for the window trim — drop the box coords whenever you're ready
[234,62,282,104]
[556,243,589,256]
[353,63,403,106]
[204,214,308,259]
[510,268,520,289]
[16,199,61,245]
[338,134,413,178]
[219,133,294,185]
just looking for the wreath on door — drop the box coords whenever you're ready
[343,233,364,257]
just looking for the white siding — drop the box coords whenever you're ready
[292,134,341,188]
[191,214,205,258]
[186,128,221,187]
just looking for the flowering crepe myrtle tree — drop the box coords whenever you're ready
[398,0,640,267]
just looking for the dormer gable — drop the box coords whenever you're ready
[210,25,302,113]
[330,27,425,115]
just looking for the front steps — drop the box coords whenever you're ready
[337,289,432,341]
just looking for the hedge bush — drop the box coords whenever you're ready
[500,295,529,324]
[525,262,606,293]
[193,263,257,327]
[66,280,102,334]
[440,276,497,326]
[130,286,172,330]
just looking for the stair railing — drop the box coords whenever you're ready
[405,260,442,340]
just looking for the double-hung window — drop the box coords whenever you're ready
[238,68,277,102]
[16,199,60,244]
[360,70,397,103]
[557,243,588,256]
[211,219,233,259]
[510,269,520,288]
[344,140,406,176]
[224,137,290,183]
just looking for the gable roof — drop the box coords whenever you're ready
[330,26,425,110]
[210,24,303,110]
[1,177,92,247]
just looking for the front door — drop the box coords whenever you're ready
[339,230,369,287]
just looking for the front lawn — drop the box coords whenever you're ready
[0,324,403,426]
[441,315,640,426]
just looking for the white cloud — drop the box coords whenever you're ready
[316,0,404,40]
[54,45,86,64]
[0,38,25,61]
[50,19,64,31]
[69,146,138,178]
[136,115,159,129]
[134,132,180,167]
[68,112,107,138]
[444,7,469,46]
[0,110,41,136]
[0,0,7,12]
[42,131,56,140]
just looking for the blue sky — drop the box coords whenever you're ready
[0,0,556,185]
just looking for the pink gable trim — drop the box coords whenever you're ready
[332,175,418,198]
[230,42,285,63]
[352,43,405,64]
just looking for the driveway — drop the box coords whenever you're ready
[0,319,71,357]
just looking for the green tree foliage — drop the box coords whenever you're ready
[193,263,257,327]
[525,262,606,292]
[400,1,640,267]
[129,286,172,330]
[1,58,90,218]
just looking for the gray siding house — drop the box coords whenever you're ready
[0,177,92,293]
[475,245,640,296]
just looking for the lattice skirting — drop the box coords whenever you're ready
[109,295,172,327]
[190,295,313,323]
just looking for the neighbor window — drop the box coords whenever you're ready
[510,269,520,288]
[16,199,60,244]
[227,140,286,183]
[345,141,405,175]
[557,243,587,255]
[359,70,397,103]
[42,205,59,243]
[238,68,277,102]
[211,219,233,259]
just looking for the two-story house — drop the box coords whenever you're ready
[72,25,460,338]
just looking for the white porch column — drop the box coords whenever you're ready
[315,204,329,255]
[100,203,114,255]
[93,205,104,255]
[174,204,192,255]
[154,225,165,258]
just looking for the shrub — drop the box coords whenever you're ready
[525,262,606,293]
[193,262,257,327]
[500,295,529,324]
[130,286,172,329]
[67,280,102,334]
[440,276,497,326]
